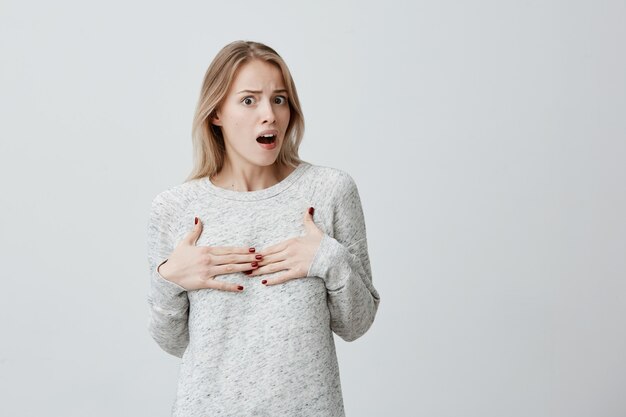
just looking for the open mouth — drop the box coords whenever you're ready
[256,134,276,144]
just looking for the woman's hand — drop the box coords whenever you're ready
[157,217,262,292]
[247,207,324,286]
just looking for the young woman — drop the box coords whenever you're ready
[146,40,380,417]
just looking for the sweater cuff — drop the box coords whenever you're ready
[149,259,188,309]
[307,234,350,291]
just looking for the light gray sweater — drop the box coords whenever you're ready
[146,161,380,416]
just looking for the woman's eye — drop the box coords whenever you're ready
[242,97,255,105]
[274,95,287,105]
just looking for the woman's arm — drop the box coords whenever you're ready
[146,191,190,358]
[307,171,381,342]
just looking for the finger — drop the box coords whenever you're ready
[244,259,288,277]
[212,261,259,275]
[258,239,291,256]
[253,250,285,268]
[184,216,204,245]
[211,252,263,266]
[203,278,245,293]
[263,270,298,286]
[209,245,258,256]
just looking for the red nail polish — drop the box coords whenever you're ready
[308,207,314,215]
[194,216,198,224]
[237,285,244,291]
[255,254,262,259]
[251,261,258,267]
[249,247,255,253]
[261,280,267,285]
[244,270,252,275]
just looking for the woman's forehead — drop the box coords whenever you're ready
[230,60,286,92]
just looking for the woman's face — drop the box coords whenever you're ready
[211,59,291,168]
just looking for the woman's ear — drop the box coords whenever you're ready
[210,109,222,126]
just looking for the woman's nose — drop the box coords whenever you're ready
[260,99,276,123]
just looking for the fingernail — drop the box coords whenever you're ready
[308,207,314,215]
[261,280,267,285]
[249,247,255,253]
[237,285,244,291]
[195,216,198,224]
[244,270,252,275]
[251,261,258,267]
[255,254,262,260]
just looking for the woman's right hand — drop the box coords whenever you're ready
[157,217,260,292]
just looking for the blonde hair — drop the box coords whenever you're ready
[186,40,305,182]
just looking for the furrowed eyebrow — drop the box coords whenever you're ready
[236,89,288,94]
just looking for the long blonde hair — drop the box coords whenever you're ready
[186,40,305,182]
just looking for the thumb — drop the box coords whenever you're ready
[302,206,317,232]
[185,216,204,246]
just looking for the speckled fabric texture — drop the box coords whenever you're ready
[146,161,380,416]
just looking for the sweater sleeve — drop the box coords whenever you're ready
[307,171,381,342]
[146,191,190,358]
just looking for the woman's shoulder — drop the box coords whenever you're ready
[150,178,207,211]
[304,162,356,182]
[304,162,359,192]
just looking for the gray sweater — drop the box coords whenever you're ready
[146,161,380,416]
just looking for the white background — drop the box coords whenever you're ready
[1,1,625,416]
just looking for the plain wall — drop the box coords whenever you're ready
[0,0,625,416]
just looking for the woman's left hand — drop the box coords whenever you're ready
[248,207,324,286]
